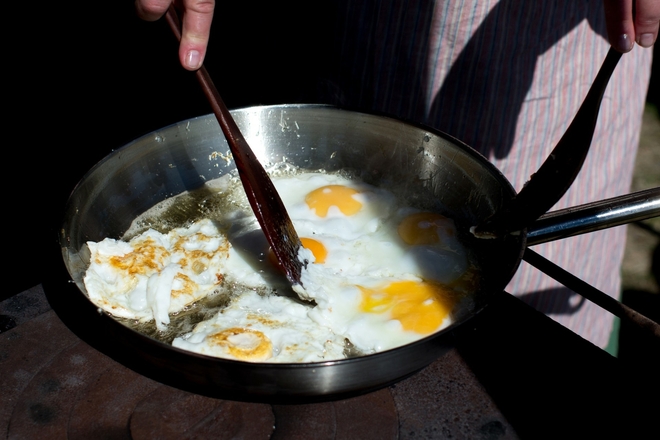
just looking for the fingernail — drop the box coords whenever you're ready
[616,34,633,52]
[186,50,202,69]
[637,33,655,48]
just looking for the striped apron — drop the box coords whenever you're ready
[324,0,653,348]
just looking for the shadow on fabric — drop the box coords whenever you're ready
[328,0,608,160]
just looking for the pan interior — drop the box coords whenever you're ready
[59,105,522,369]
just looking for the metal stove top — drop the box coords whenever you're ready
[2,284,657,439]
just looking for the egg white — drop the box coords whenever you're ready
[284,174,466,353]
[272,173,397,241]
[83,170,473,361]
[172,290,346,362]
[83,218,267,330]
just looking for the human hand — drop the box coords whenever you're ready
[135,0,215,70]
[603,0,660,52]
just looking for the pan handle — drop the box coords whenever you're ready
[523,187,660,341]
[473,48,623,238]
[526,187,660,246]
[522,248,660,340]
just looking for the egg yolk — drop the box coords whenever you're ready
[358,281,454,334]
[397,212,455,245]
[305,185,362,217]
[209,328,273,361]
[266,237,328,267]
[108,237,169,275]
[300,237,328,264]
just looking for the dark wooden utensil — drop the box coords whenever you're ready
[473,47,622,237]
[164,6,303,286]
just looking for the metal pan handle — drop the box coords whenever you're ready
[522,187,660,340]
[522,247,660,340]
[526,187,660,246]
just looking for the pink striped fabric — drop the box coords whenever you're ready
[328,0,652,347]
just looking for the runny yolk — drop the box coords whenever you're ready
[300,237,327,264]
[397,212,455,245]
[305,185,362,217]
[358,280,454,334]
[267,237,328,266]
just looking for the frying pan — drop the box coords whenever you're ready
[47,104,658,403]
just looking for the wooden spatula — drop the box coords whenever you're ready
[164,5,303,286]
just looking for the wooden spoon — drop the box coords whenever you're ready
[164,6,303,286]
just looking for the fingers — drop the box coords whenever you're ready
[603,0,660,52]
[135,0,171,22]
[135,0,215,71]
[603,0,636,52]
[634,0,660,47]
[178,0,215,70]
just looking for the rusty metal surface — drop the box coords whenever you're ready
[130,387,274,439]
[271,390,399,440]
[0,286,517,439]
[0,284,51,330]
[391,351,513,439]
[3,284,659,438]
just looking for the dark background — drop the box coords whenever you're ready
[3,1,658,299]
[4,1,337,298]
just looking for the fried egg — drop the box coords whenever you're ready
[177,172,474,356]
[278,173,473,353]
[84,170,476,361]
[172,291,346,362]
[83,218,264,330]
[273,173,397,240]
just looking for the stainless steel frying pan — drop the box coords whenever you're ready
[47,105,658,403]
